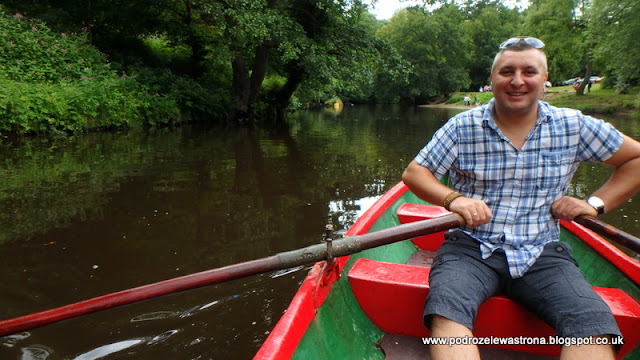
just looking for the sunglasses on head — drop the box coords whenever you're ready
[499,37,545,49]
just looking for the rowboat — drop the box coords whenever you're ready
[255,182,640,359]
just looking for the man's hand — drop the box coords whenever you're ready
[551,196,598,221]
[448,197,492,227]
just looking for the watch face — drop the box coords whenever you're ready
[588,196,605,213]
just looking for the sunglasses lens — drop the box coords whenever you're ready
[499,37,545,49]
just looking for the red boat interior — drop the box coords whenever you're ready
[348,204,640,359]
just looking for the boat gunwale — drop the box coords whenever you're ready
[560,219,640,285]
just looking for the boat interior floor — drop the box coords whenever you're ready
[380,249,561,359]
[380,333,559,360]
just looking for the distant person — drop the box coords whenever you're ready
[463,95,470,106]
[403,36,640,359]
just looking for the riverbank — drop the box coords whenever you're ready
[423,84,640,118]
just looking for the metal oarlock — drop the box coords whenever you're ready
[323,224,335,265]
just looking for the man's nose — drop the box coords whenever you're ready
[511,72,525,86]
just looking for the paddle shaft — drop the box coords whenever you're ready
[575,215,640,254]
[0,213,464,337]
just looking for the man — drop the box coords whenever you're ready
[402,37,640,359]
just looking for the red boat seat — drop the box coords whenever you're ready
[348,258,640,358]
[396,203,450,251]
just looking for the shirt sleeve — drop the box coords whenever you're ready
[414,119,458,180]
[577,115,624,162]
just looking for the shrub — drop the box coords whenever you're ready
[0,9,146,134]
[0,11,111,83]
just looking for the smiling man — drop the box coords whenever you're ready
[403,37,640,359]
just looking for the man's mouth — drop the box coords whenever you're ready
[507,92,526,96]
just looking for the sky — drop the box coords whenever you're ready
[366,0,424,19]
[366,0,530,20]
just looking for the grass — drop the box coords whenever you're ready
[448,83,640,118]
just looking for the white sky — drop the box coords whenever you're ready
[366,0,424,19]
[366,0,530,20]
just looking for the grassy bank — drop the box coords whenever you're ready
[447,83,640,118]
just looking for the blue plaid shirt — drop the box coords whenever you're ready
[415,99,623,278]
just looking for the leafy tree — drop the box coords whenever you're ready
[462,0,523,90]
[377,4,471,102]
[588,0,640,89]
[523,0,587,85]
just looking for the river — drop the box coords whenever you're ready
[0,104,638,359]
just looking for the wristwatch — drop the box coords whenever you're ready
[587,196,605,215]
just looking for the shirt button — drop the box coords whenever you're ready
[556,246,564,252]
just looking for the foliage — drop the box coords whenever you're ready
[523,0,586,84]
[0,77,143,134]
[376,4,472,102]
[2,0,639,129]
[129,66,231,126]
[588,0,640,86]
[0,7,231,134]
[462,1,523,90]
[0,11,111,83]
[0,9,144,133]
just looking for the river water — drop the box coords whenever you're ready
[0,105,638,359]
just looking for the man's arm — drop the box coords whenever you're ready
[552,135,640,220]
[402,160,491,227]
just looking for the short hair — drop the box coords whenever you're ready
[491,42,548,74]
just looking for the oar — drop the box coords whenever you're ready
[575,215,640,254]
[0,212,464,337]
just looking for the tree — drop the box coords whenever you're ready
[588,0,640,89]
[463,0,524,91]
[523,0,587,86]
[377,4,472,103]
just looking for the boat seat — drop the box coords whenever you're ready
[396,203,450,251]
[348,258,640,358]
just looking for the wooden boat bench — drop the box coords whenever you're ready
[347,204,640,358]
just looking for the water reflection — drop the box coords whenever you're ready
[0,105,638,359]
[73,339,146,360]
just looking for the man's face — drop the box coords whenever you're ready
[490,48,548,117]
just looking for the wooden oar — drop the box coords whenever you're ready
[575,215,640,254]
[0,213,464,337]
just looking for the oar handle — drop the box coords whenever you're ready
[574,215,640,254]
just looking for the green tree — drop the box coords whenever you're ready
[463,0,523,90]
[588,0,640,89]
[377,4,471,102]
[523,0,587,86]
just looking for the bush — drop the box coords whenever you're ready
[0,11,111,83]
[129,66,231,126]
[0,9,147,134]
[0,9,231,135]
[0,76,143,133]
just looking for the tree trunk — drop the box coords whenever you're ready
[576,60,592,96]
[185,1,205,76]
[229,0,277,123]
[274,63,305,112]
[232,55,251,123]
[248,44,271,104]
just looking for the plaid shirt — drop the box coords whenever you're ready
[415,99,623,278]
